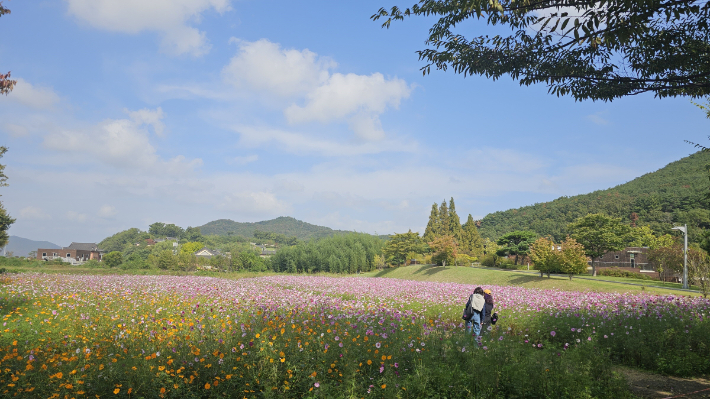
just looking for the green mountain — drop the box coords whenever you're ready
[198,216,352,241]
[478,151,710,243]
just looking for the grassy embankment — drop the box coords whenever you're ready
[360,264,702,297]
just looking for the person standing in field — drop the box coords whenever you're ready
[481,289,495,332]
[464,287,486,337]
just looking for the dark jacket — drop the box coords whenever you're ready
[482,294,494,325]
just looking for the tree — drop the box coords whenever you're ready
[0,3,15,96]
[448,197,463,242]
[156,250,178,270]
[373,0,710,101]
[429,234,458,266]
[99,228,145,253]
[687,246,710,298]
[648,243,684,281]
[438,200,449,236]
[461,214,484,257]
[568,213,631,276]
[423,203,440,242]
[496,231,537,265]
[180,241,203,255]
[530,237,558,278]
[0,147,15,248]
[149,222,166,236]
[383,230,424,265]
[184,226,203,242]
[558,237,589,280]
[103,251,123,268]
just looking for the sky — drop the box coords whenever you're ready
[0,1,708,246]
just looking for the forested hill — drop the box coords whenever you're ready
[198,216,352,240]
[478,151,710,242]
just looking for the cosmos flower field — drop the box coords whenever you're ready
[0,274,708,398]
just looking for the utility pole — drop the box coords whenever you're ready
[671,225,688,289]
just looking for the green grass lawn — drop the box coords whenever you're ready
[360,265,703,297]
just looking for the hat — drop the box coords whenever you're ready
[483,289,492,295]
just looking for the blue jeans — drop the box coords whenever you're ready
[466,310,483,337]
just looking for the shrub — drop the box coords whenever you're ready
[480,253,499,267]
[598,267,652,280]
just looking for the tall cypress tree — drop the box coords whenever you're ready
[448,197,463,242]
[462,214,484,256]
[423,203,440,242]
[438,200,450,236]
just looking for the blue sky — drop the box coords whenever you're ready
[0,0,708,246]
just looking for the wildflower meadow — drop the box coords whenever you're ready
[0,273,708,398]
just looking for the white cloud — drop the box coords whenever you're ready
[233,125,417,157]
[42,108,201,172]
[128,107,165,136]
[217,191,291,214]
[65,0,231,56]
[463,148,547,172]
[222,39,336,97]
[587,111,609,125]
[66,211,88,223]
[233,154,259,165]
[19,206,50,220]
[348,112,385,141]
[284,72,412,126]
[0,78,60,109]
[98,205,117,218]
[3,124,29,137]
[221,39,412,141]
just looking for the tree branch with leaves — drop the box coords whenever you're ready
[373,0,710,101]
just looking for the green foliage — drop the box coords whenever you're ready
[0,147,14,248]
[496,231,537,265]
[102,251,123,268]
[271,233,384,274]
[530,237,560,277]
[382,230,423,265]
[253,230,299,246]
[569,213,631,275]
[648,243,684,281]
[99,228,146,253]
[557,237,590,279]
[687,246,710,298]
[461,214,484,256]
[598,268,653,280]
[183,226,203,242]
[236,251,268,272]
[198,216,351,241]
[447,197,463,242]
[372,0,710,101]
[148,222,184,239]
[479,151,710,243]
[429,235,458,266]
[480,253,500,267]
[156,250,177,270]
[0,204,14,249]
[180,241,203,254]
[422,203,440,242]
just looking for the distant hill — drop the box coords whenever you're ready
[478,151,710,243]
[4,236,61,257]
[198,216,353,241]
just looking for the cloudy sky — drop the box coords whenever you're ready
[0,1,707,246]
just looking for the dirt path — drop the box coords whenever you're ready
[617,367,710,398]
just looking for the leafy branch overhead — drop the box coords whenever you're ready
[0,3,15,96]
[372,0,710,101]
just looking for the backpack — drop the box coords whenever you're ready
[462,295,474,321]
